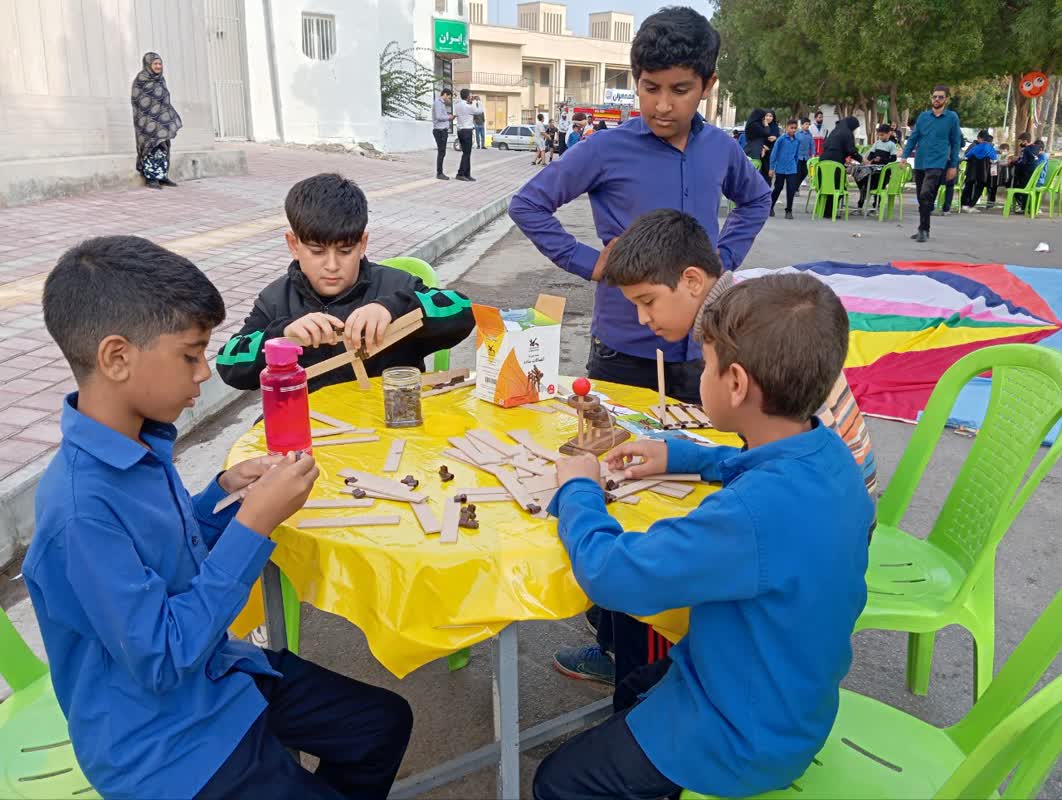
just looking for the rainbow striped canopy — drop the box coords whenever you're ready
[741,261,1062,441]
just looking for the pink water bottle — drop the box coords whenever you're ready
[261,338,312,456]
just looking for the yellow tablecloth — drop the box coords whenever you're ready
[228,379,738,677]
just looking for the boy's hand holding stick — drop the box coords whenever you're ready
[234,452,320,536]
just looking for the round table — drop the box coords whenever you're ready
[228,378,737,678]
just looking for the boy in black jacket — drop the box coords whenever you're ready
[218,173,474,392]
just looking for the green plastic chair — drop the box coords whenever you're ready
[804,157,820,212]
[1003,161,1048,219]
[935,159,967,213]
[856,344,1062,701]
[379,256,451,372]
[681,587,1062,800]
[1034,159,1062,218]
[0,606,100,798]
[812,160,850,221]
[867,162,908,222]
[274,255,470,670]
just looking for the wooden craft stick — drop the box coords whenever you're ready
[467,429,522,458]
[657,481,696,496]
[490,467,537,510]
[636,473,703,482]
[441,447,497,475]
[303,498,375,509]
[338,469,427,503]
[421,367,470,387]
[440,499,461,544]
[454,487,513,500]
[297,514,401,529]
[309,435,381,447]
[411,500,442,534]
[304,350,357,380]
[213,491,243,514]
[551,399,578,417]
[520,473,559,495]
[382,440,405,473]
[311,426,374,438]
[310,410,355,430]
[303,310,424,380]
[648,483,694,499]
[506,429,562,462]
[520,402,556,414]
[686,405,713,426]
[352,357,371,391]
[532,488,556,517]
[608,479,663,500]
[656,348,667,418]
[513,455,553,476]
[448,436,502,465]
[669,405,694,424]
[421,378,476,398]
[356,487,422,503]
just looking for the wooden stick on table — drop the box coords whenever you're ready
[297,514,401,529]
[440,499,462,544]
[311,435,381,447]
[303,498,375,509]
[656,348,667,419]
[411,501,442,534]
[382,440,405,473]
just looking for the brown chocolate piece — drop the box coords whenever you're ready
[453,493,468,503]
[400,475,419,489]
[351,488,367,499]
[604,492,617,504]
[439,465,454,482]
[344,476,359,486]
[526,503,542,515]
[605,479,618,491]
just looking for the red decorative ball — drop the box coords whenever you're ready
[572,377,591,396]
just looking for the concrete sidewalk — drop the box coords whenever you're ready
[0,142,537,568]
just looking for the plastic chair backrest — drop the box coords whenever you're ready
[877,344,1062,582]
[1019,161,1047,192]
[814,160,847,195]
[378,256,450,372]
[877,162,905,195]
[0,605,47,693]
[749,157,761,170]
[939,587,1062,798]
[1042,159,1061,187]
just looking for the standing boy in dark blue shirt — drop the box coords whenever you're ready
[534,273,873,800]
[509,6,769,406]
[768,118,802,219]
[24,236,412,799]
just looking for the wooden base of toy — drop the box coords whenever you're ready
[558,425,630,456]
[651,403,712,429]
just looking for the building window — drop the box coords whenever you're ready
[581,68,591,84]
[302,13,335,60]
[456,0,465,15]
[470,2,484,24]
[540,66,550,86]
[435,0,446,12]
[614,72,627,89]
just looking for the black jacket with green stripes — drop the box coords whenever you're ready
[216,258,474,392]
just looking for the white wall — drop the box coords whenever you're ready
[0,0,215,161]
[380,118,434,152]
[254,0,383,144]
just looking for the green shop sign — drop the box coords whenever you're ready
[434,18,468,56]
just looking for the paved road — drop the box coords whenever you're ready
[4,196,1060,797]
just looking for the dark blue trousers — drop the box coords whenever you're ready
[534,659,680,800]
[196,649,412,800]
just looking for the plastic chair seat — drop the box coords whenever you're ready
[859,524,967,624]
[0,675,98,799]
[680,690,970,800]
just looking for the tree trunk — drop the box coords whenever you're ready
[1012,73,1032,145]
[888,84,899,125]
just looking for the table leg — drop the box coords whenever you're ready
[492,624,520,799]
[262,561,289,653]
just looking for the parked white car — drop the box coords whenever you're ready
[491,125,536,151]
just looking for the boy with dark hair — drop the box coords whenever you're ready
[768,118,801,219]
[535,269,873,800]
[795,116,814,191]
[25,235,413,799]
[565,112,588,149]
[218,173,474,392]
[854,123,899,213]
[553,209,878,689]
[961,129,999,211]
[510,4,768,411]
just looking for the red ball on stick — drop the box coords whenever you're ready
[572,377,591,397]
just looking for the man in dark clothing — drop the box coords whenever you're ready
[819,116,862,217]
[217,174,475,392]
[900,85,962,242]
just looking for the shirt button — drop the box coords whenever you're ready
[192,536,200,545]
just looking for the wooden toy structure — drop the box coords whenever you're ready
[558,378,631,455]
[651,349,712,429]
[303,309,425,388]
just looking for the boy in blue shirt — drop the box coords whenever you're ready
[24,236,412,799]
[534,269,873,800]
[768,118,802,219]
[795,116,814,191]
[509,6,769,408]
[961,129,999,211]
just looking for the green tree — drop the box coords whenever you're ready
[949,78,1008,130]
[379,42,438,119]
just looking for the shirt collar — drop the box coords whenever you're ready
[718,417,830,483]
[60,393,177,470]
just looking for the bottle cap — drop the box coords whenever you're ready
[264,338,303,367]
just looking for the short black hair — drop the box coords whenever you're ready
[43,236,225,381]
[572,112,587,122]
[814,109,823,116]
[285,173,368,245]
[876,123,892,133]
[459,88,470,100]
[537,113,544,121]
[441,88,452,97]
[604,209,722,289]
[786,118,798,126]
[630,6,720,84]
[933,84,950,96]
[1018,131,1032,142]
[800,117,811,124]
[700,273,848,421]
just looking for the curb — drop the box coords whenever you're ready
[0,190,517,570]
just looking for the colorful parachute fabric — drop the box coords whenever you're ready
[740,261,1062,443]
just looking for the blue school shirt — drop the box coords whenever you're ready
[770,132,801,174]
[902,109,962,169]
[964,142,998,161]
[23,395,277,800]
[509,113,770,362]
[796,129,814,160]
[550,421,873,796]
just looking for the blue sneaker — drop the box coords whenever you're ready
[553,645,615,685]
